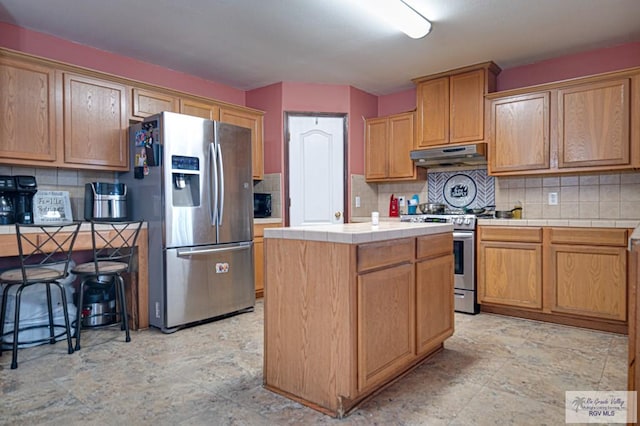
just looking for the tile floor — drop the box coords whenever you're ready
[1,300,628,425]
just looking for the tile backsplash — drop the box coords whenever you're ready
[355,168,640,221]
[495,172,640,220]
[428,168,495,209]
[0,165,115,221]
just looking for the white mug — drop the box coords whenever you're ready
[371,211,379,225]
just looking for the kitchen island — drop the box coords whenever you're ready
[263,221,454,417]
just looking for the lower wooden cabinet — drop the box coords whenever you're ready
[357,263,415,391]
[478,227,543,309]
[253,221,282,297]
[478,225,630,332]
[547,227,627,321]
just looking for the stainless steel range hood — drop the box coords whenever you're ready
[411,143,487,167]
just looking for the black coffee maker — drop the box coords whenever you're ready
[14,176,37,224]
[0,176,17,225]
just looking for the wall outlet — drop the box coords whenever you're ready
[548,192,558,205]
[398,196,405,207]
[355,196,361,208]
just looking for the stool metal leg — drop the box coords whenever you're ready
[0,284,10,357]
[11,285,25,369]
[117,275,130,343]
[55,282,74,355]
[74,277,90,351]
[45,283,56,344]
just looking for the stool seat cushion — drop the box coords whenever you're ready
[72,261,128,275]
[0,267,64,283]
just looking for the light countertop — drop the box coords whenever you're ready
[264,221,452,244]
[254,217,283,225]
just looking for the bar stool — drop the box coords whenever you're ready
[71,220,143,350]
[0,221,81,369]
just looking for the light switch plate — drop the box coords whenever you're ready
[548,192,558,205]
[355,196,361,208]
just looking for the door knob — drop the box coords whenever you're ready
[335,211,341,219]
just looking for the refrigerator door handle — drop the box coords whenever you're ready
[217,142,225,226]
[209,142,218,227]
[177,244,251,257]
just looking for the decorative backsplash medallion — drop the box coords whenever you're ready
[428,169,495,209]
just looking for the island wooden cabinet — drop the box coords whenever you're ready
[131,87,179,119]
[62,73,129,169]
[357,262,415,391]
[478,226,543,309]
[220,105,264,180]
[413,62,500,148]
[478,225,630,333]
[415,233,454,356]
[365,112,421,182]
[489,92,551,173]
[0,55,57,164]
[546,227,628,322]
[487,67,639,176]
[264,228,453,417]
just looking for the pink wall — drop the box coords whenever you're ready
[246,83,283,175]
[281,82,350,112]
[378,88,415,116]
[0,22,245,105]
[498,42,640,91]
[349,87,378,175]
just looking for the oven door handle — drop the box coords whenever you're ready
[453,231,474,240]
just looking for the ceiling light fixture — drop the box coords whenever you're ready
[357,0,432,39]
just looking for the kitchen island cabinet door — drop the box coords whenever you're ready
[62,73,128,170]
[416,253,454,356]
[0,56,57,164]
[489,92,550,174]
[357,263,415,392]
[557,78,630,169]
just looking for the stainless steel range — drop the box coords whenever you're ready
[401,213,478,314]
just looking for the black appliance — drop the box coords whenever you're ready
[84,182,129,221]
[0,175,17,225]
[14,176,37,224]
[254,193,272,218]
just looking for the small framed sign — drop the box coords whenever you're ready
[33,191,74,223]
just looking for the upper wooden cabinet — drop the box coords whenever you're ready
[219,105,264,180]
[557,78,630,168]
[0,55,57,164]
[0,48,265,173]
[365,111,422,182]
[487,67,640,176]
[489,92,551,173]
[131,88,178,119]
[179,97,220,120]
[62,73,128,169]
[413,62,500,148]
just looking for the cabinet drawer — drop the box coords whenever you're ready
[416,233,452,259]
[548,227,628,247]
[479,226,542,243]
[357,238,413,272]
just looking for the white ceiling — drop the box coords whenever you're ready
[1,0,639,95]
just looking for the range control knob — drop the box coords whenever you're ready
[464,217,471,225]
[454,217,464,225]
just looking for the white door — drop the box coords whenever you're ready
[288,115,345,227]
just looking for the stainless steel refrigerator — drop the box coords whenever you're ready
[120,111,254,332]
